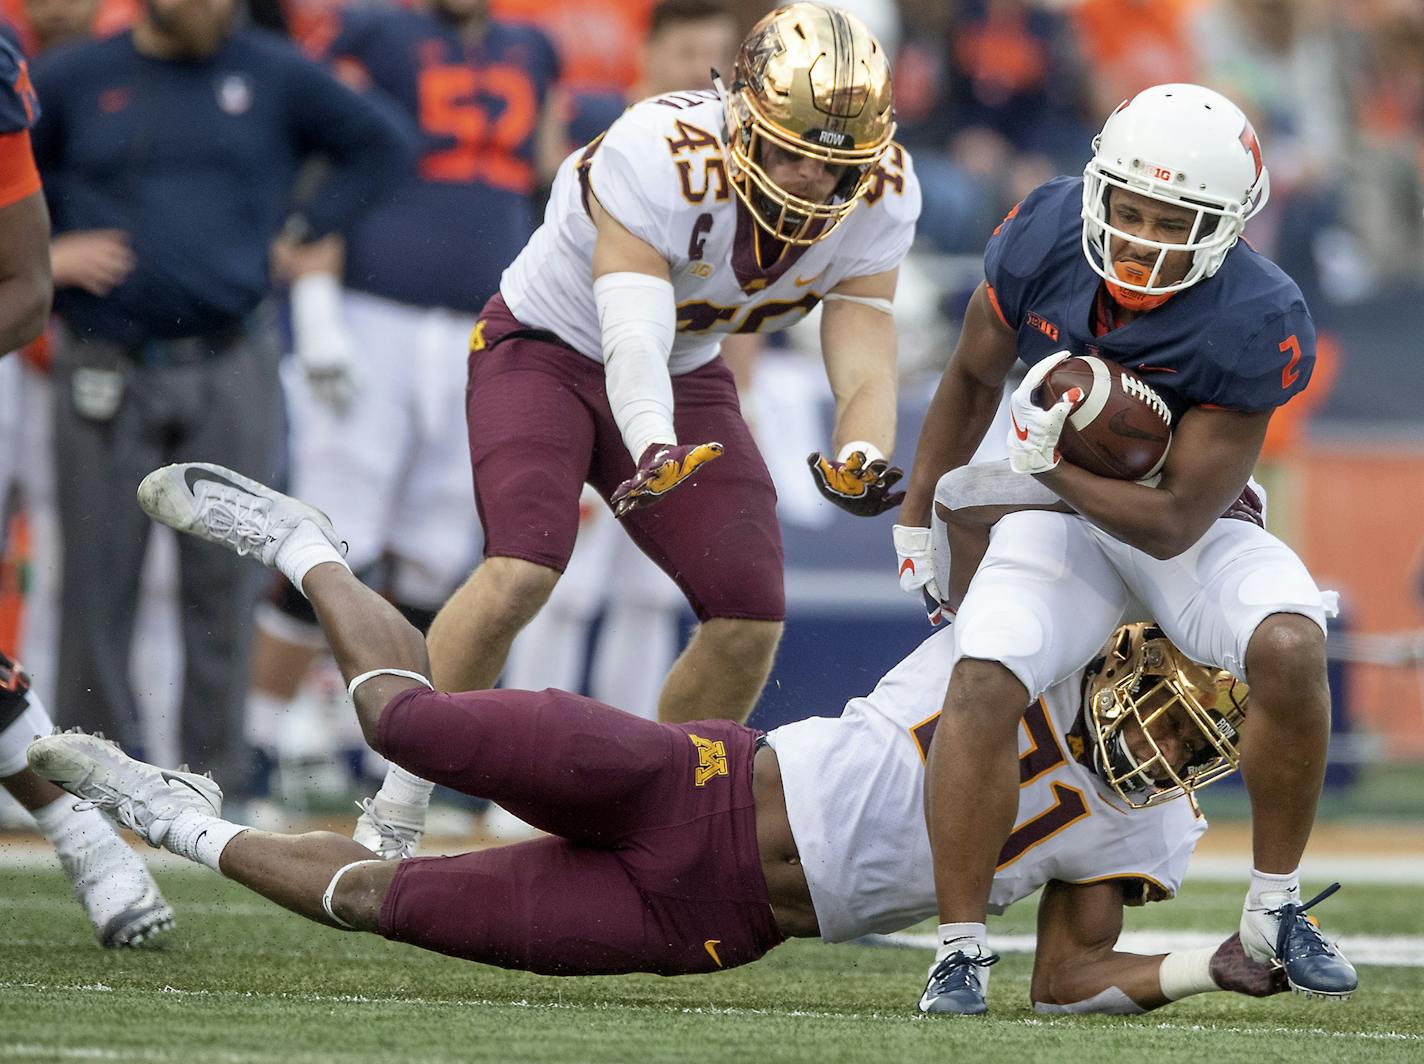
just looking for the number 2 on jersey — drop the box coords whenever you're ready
[418,64,537,191]
[909,699,1091,869]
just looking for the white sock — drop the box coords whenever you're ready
[164,808,249,872]
[274,520,349,596]
[935,921,989,960]
[1248,867,1300,907]
[377,765,434,808]
[31,796,113,857]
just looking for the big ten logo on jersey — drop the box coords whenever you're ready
[909,700,1090,870]
[862,143,906,206]
[417,61,538,192]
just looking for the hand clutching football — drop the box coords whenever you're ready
[1034,355,1174,481]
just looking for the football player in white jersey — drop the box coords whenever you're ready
[358,4,922,857]
[34,457,1336,1014]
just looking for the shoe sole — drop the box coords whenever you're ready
[101,899,176,949]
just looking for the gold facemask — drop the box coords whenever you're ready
[1085,623,1248,814]
[722,3,895,245]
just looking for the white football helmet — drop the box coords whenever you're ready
[1081,83,1270,304]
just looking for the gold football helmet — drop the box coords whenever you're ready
[1084,623,1248,813]
[721,3,895,245]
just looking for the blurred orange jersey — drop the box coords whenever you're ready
[1,0,137,55]
[493,0,654,91]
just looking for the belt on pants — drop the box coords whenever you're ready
[128,316,252,367]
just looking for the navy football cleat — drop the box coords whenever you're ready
[917,947,999,1016]
[1272,882,1358,1000]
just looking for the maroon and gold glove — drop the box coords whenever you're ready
[1209,932,1289,997]
[1221,484,1265,528]
[611,441,724,519]
[808,450,905,517]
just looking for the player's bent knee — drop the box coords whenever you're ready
[1245,613,1327,691]
[478,557,561,629]
[329,859,402,932]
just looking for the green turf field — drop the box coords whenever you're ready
[0,865,1419,1063]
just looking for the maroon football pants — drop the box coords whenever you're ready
[374,686,784,975]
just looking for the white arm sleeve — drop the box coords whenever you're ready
[594,271,678,460]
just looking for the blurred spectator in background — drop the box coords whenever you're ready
[32,0,411,788]
[494,0,654,150]
[1069,0,1201,118]
[244,0,563,808]
[18,0,98,52]
[1190,0,1355,313]
[1340,0,1424,282]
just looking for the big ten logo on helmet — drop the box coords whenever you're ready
[664,120,730,205]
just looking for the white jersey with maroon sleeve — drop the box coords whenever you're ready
[765,628,1206,944]
[499,90,921,375]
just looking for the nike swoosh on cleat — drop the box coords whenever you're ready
[704,939,723,967]
[1011,412,1029,441]
[183,466,252,498]
[160,771,212,805]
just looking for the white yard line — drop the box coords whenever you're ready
[874,930,1424,967]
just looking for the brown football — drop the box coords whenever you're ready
[1035,356,1173,480]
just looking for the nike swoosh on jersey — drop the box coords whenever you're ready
[704,939,723,967]
[793,273,823,287]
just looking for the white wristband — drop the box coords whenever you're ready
[290,272,345,353]
[836,440,885,464]
[347,668,434,700]
[1158,947,1220,1000]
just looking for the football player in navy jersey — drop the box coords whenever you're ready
[894,84,1357,1013]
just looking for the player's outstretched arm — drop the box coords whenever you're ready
[898,282,1019,526]
[1030,880,1286,1015]
[1035,404,1271,559]
[809,269,904,516]
[589,195,722,514]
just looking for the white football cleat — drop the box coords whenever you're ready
[353,795,425,860]
[136,462,344,567]
[59,829,175,948]
[28,731,222,849]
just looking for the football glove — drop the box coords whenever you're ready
[892,524,949,626]
[1207,933,1289,998]
[1007,351,1078,475]
[291,273,360,416]
[611,441,724,519]
[1221,484,1265,528]
[808,450,905,517]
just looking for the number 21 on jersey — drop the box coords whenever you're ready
[909,699,1091,869]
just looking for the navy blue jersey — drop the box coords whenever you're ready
[329,10,560,312]
[0,35,35,133]
[984,177,1315,418]
[31,29,412,346]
